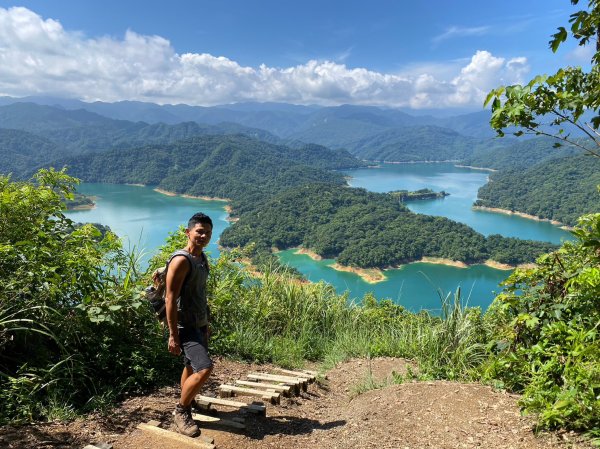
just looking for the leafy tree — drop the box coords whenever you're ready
[485,0,600,157]
[482,1,600,436]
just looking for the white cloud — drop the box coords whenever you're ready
[432,26,490,45]
[0,7,530,109]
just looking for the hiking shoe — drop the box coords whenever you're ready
[173,403,200,437]
[191,398,218,416]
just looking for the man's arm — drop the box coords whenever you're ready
[165,256,189,355]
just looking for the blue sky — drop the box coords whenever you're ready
[0,1,590,110]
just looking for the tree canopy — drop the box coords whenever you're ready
[485,0,600,157]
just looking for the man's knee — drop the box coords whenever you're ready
[192,365,212,378]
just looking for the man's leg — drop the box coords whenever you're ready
[180,366,212,406]
[180,365,193,390]
[173,327,213,437]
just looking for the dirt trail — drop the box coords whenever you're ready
[0,357,593,449]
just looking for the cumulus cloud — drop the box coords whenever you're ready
[0,7,530,109]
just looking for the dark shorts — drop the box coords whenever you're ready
[179,326,213,373]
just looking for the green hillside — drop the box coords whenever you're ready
[0,129,59,176]
[0,103,282,164]
[58,135,361,213]
[345,125,490,161]
[475,153,600,226]
[464,137,579,170]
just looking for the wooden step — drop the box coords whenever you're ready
[273,368,316,382]
[235,380,292,396]
[219,385,281,405]
[195,395,266,416]
[137,422,215,448]
[192,413,246,430]
[248,373,308,392]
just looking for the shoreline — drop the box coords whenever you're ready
[286,247,522,283]
[417,257,468,268]
[373,159,460,165]
[66,203,96,211]
[454,164,497,172]
[296,248,323,261]
[329,263,387,283]
[154,188,230,202]
[289,248,386,283]
[473,205,573,230]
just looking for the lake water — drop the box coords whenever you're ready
[66,164,573,312]
[65,183,230,266]
[344,163,569,243]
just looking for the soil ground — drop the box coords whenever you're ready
[0,357,594,449]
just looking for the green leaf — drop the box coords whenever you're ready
[550,27,568,53]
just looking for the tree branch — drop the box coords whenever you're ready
[522,125,600,158]
[550,107,599,143]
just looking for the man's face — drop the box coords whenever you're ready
[186,222,212,249]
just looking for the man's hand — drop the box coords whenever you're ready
[168,333,182,355]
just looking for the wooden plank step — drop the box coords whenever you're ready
[235,380,291,396]
[192,413,246,430]
[137,422,215,449]
[248,373,308,392]
[145,420,214,445]
[220,385,281,405]
[241,378,299,395]
[195,395,266,416]
[273,368,316,382]
[247,372,305,385]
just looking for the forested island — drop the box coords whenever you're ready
[220,183,556,270]
[389,188,449,201]
[64,193,94,210]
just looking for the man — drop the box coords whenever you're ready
[165,212,213,437]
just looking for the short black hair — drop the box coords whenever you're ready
[187,212,213,230]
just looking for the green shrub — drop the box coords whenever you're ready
[0,170,177,423]
[484,213,600,433]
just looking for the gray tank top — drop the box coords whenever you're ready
[168,250,209,329]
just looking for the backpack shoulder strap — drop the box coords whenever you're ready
[167,250,194,286]
[201,251,210,274]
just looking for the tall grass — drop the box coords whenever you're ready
[148,233,491,380]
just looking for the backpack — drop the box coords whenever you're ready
[145,250,209,324]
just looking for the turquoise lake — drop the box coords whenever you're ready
[65,183,230,266]
[66,163,573,313]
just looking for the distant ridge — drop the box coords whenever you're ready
[0,95,498,149]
